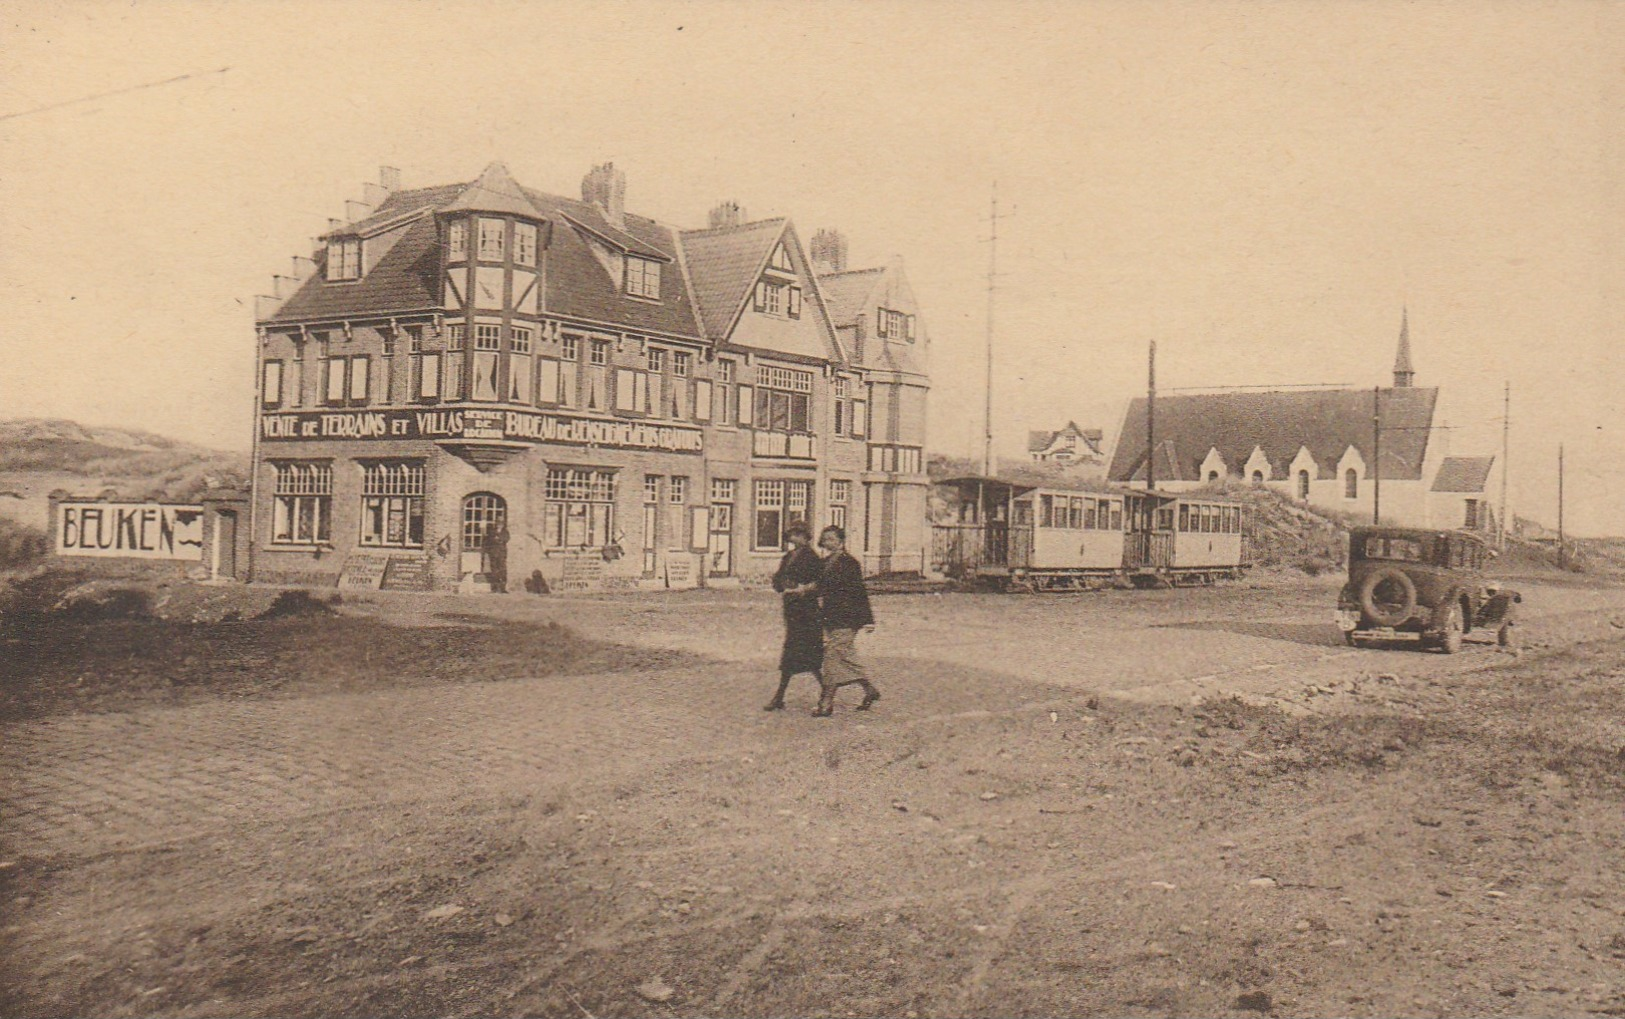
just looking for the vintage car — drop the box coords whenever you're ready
[1336,526,1520,653]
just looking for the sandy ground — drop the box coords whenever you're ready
[4,571,1625,1017]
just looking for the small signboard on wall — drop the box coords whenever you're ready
[664,553,697,590]
[558,551,607,592]
[338,551,391,590]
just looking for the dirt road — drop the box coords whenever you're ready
[4,573,1625,1017]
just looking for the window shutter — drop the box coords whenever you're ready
[326,358,347,402]
[694,380,712,421]
[538,358,560,405]
[788,287,802,319]
[635,371,651,414]
[349,356,369,401]
[851,400,867,438]
[906,315,916,340]
[876,309,888,337]
[737,384,754,425]
[420,354,441,399]
[754,282,766,312]
[615,369,636,411]
[262,361,283,406]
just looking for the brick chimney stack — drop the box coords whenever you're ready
[581,162,627,228]
[708,201,745,230]
[810,229,848,274]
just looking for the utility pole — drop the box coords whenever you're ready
[1146,341,1157,493]
[1558,443,1566,569]
[1499,382,1510,548]
[981,184,1011,478]
[1372,386,1382,525]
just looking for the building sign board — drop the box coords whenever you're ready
[557,551,607,592]
[337,551,391,590]
[260,408,704,453]
[56,502,204,560]
[664,553,697,590]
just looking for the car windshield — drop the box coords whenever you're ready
[1363,536,1423,562]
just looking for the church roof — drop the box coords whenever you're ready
[1108,387,1439,483]
[1432,455,1495,493]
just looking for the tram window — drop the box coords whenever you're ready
[1084,499,1097,530]
[1039,495,1054,528]
[1110,503,1123,531]
[1156,506,1173,531]
[1069,497,1084,529]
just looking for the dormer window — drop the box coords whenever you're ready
[448,221,468,261]
[877,307,916,340]
[753,281,802,319]
[625,256,661,299]
[326,238,361,281]
[515,222,537,266]
[477,218,505,260]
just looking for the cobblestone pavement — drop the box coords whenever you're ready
[6,579,1624,866]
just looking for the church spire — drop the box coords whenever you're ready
[1393,306,1415,388]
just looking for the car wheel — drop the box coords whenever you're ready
[1439,602,1464,654]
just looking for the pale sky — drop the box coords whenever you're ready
[1,0,1620,533]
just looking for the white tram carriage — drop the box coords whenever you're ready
[931,476,1249,591]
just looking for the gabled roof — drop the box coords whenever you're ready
[678,218,788,340]
[1028,421,1102,455]
[1109,387,1439,484]
[267,213,442,323]
[817,267,885,326]
[519,187,699,337]
[1432,455,1494,493]
[341,182,467,237]
[560,208,672,262]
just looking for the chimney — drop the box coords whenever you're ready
[810,228,848,274]
[708,200,745,230]
[345,199,373,223]
[379,165,401,191]
[362,181,389,206]
[291,255,317,280]
[581,162,627,228]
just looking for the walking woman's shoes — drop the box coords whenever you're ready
[763,700,785,711]
[857,689,882,711]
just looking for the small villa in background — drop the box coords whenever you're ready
[1107,312,1502,535]
[1028,421,1104,465]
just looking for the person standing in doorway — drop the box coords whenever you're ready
[483,519,510,594]
[813,525,879,716]
[765,521,822,710]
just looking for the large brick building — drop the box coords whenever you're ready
[250,163,930,591]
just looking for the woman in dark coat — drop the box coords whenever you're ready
[765,521,823,710]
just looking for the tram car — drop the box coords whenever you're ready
[931,476,1249,591]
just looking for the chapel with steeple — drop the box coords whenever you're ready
[1107,310,1502,533]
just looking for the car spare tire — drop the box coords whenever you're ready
[1358,567,1417,627]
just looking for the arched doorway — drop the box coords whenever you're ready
[461,492,507,580]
